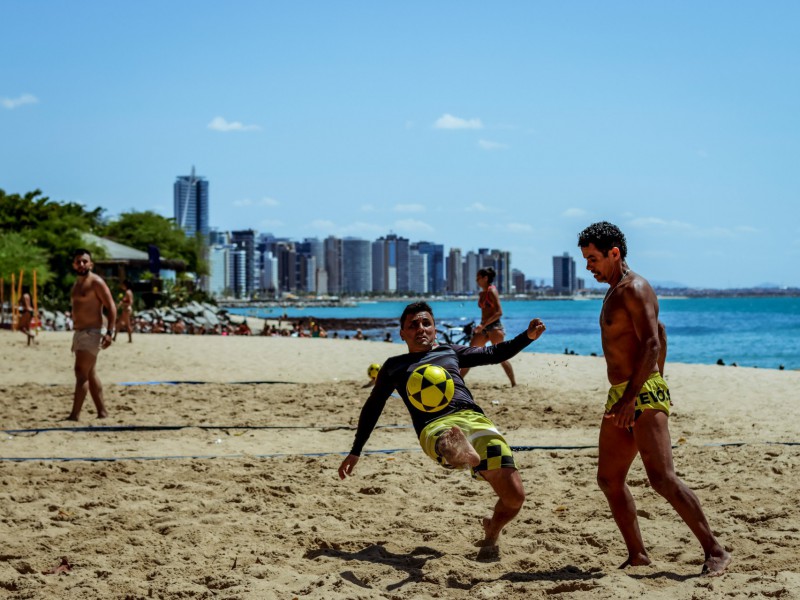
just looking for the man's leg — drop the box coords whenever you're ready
[87,362,108,418]
[634,410,731,576]
[597,418,650,567]
[69,351,95,420]
[69,351,107,420]
[477,467,525,546]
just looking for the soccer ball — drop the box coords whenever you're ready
[367,363,381,379]
[406,363,455,413]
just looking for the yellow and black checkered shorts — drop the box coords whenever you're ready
[419,410,516,480]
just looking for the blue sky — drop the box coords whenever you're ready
[2,1,799,288]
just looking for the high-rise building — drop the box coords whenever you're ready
[408,249,428,293]
[413,241,445,294]
[174,166,209,237]
[231,230,257,297]
[296,238,325,294]
[553,252,577,295]
[372,234,410,294]
[446,248,463,294]
[477,249,512,293]
[342,238,372,293]
[324,236,343,294]
[463,251,480,294]
[274,242,297,293]
[511,268,526,294]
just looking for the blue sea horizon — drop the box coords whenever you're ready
[227,296,800,370]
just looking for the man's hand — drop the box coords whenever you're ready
[526,318,546,341]
[338,454,360,480]
[605,397,636,429]
[101,332,114,349]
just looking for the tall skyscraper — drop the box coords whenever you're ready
[476,248,512,293]
[324,236,343,294]
[372,234,410,294]
[174,166,209,237]
[446,247,463,294]
[230,229,258,297]
[342,238,372,293]
[413,241,445,294]
[553,252,577,295]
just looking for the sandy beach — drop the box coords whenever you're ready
[1,329,799,599]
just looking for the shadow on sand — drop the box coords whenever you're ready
[304,543,605,592]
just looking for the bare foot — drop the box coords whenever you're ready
[437,426,479,469]
[97,410,108,419]
[476,542,500,561]
[479,515,501,547]
[702,549,731,577]
[66,414,79,422]
[619,553,651,569]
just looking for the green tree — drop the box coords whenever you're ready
[0,232,54,286]
[101,211,208,276]
[0,188,105,308]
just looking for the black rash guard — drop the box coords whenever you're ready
[349,330,535,455]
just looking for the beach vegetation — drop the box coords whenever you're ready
[100,210,209,277]
[0,188,105,307]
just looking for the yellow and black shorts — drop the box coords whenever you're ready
[605,372,671,421]
[419,409,516,480]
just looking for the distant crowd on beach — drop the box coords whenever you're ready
[28,311,390,341]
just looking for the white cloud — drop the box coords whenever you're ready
[478,139,508,150]
[234,197,279,208]
[207,116,261,132]
[361,203,377,212]
[562,208,587,218]
[1,94,38,109]
[394,218,436,234]
[627,215,761,239]
[506,223,534,233]
[394,203,425,213]
[434,113,483,130]
[465,202,492,212]
[340,221,386,236]
[628,216,693,230]
[311,219,337,230]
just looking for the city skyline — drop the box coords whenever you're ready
[209,227,518,299]
[3,2,799,289]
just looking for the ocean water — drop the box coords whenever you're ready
[228,296,800,370]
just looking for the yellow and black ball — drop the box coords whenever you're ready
[367,363,381,380]
[406,363,455,412]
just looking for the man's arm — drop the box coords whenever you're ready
[93,276,117,347]
[657,320,667,376]
[339,370,395,479]
[458,318,546,369]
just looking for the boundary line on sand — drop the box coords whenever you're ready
[1,442,798,463]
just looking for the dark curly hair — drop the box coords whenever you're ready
[577,221,627,259]
[400,301,434,328]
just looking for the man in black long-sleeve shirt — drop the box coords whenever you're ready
[338,301,546,549]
